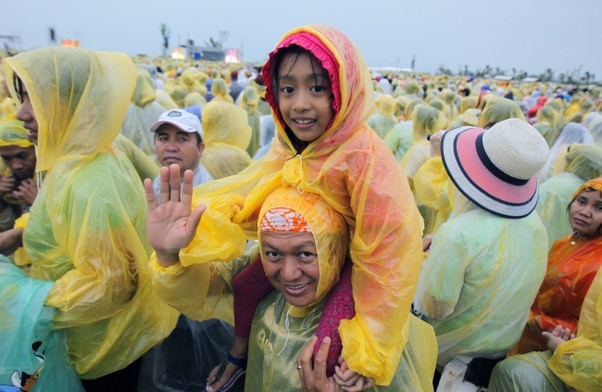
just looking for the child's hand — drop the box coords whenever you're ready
[334,358,373,391]
[542,324,575,352]
[143,164,206,266]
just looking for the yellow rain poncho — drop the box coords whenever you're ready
[120,67,166,156]
[413,157,452,234]
[534,106,562,147]
[113,133,160,182]
[210,77,234,103]
[384,120,413,163]
[401,104,447,186]
[478,96,526,128]
[2,47,178,378]
[200,101,253,179]
[181,24,424,385]
[239,86,262,157]
[414,188,548,369]
[367,94,398,139]
[152,187,437,391]
[155,88,179,110]
[536,144,602,248]
[489,267,602,392]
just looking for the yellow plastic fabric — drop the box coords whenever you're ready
[549,267,602,390]
[151,187,437,391]
[384,120,413,163]
[401,104,447,183]
[199,101,253,179]
[120,67,166,156]
[154,88,180,110]
[367,94,398,139]
[184,91,206,108]
[0,115,34,148]
[113,133,160,182]
[239,86,262,157]
[490,267,602,391]
[536,144,602,248]
[2,47,178,378]
[0,116,36,208]
[536,106,562,147]
[182,24,424,385]
[414,190,548,368]
[478,97,526,128]
[413,157,452,234]
[210,78,233,103]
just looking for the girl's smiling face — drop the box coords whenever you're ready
[569,188,602,238]
[276,52,334,143]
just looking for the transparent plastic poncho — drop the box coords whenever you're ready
[2,47,178,378]
[175,24,425,385]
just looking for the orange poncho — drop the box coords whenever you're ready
[181,24,424,385]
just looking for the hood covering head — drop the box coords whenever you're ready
[258,186,349,306]
[0,115,34,148]
[3,47,136,173]
[132,66,157,107]
[262,24,374,158]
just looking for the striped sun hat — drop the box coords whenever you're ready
[441,118,550,218]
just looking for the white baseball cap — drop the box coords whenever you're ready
[150,109,202,137]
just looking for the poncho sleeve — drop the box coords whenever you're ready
[548,268,602,391]
[337,139,425,385]
[151,248,256,324]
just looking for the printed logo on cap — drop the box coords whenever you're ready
[167,110,183,117]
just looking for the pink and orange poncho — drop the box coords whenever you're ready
[178,24,424,385]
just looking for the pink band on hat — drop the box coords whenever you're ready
[454,127,537,205]
[260,207,311,233]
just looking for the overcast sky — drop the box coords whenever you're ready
[3,0,601,80]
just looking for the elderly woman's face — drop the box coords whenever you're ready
[261,231,319,307]
[569,189,602,238]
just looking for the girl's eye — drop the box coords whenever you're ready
[281,86,294,94]
[310,85,330,93]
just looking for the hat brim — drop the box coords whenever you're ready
[150,120,197,134]
[441,126,538,218]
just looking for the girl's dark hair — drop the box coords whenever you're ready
[269,44,332,153]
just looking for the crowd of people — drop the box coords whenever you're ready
[0,23,601,392]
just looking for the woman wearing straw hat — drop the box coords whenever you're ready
[413,118,551,390]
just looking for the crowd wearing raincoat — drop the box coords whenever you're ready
[413,185,548,369]
[151,186,437,391]
[489,264,602,392]
[537,122,595,184]
[367,94,398,139]
[536,143,602,249]
[173,24,425,385]
[513,179,602,354]
[0,116,35,230]
[1,47,178,379]
[120,67,166,156]
[199,101,253,180]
